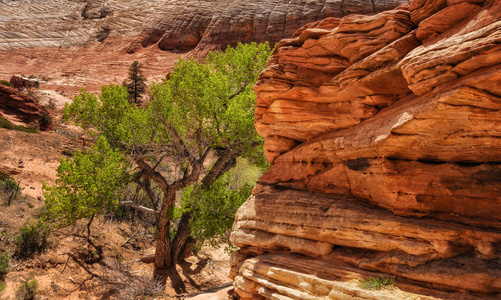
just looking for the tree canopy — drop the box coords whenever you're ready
[44,42,272,275]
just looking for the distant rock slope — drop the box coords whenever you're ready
[230,0,501,299]
[0,0,405,54]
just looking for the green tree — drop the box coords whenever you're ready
[43,136,131,239]
[45,42,272,278]
[123,61,147,104]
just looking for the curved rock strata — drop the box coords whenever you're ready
[231,0,501,299]
[0,0,406,54]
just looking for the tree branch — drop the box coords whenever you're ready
[119,201,159,216]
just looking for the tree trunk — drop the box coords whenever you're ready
[86,213,95,241]
[170,149,239,263]
[170,211,193,263]
[153,190,176,272]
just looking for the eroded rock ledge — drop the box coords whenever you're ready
[230,0,501,298]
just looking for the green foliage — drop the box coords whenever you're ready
[150,42,270,153]
[123,61,147,104]
[0,172,21,205]
[0,80,11,87]
[0,280,5,292]
[0,116,38,134]
[15,220,50,258]
[43,136,131,229]
[181,158,261,248]
[360,275,396,290]
[16,272,38,300]
[57,42,272,264]
[0,252,10,275]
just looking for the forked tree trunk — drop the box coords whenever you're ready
[170,151,239,262]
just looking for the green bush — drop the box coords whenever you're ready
[16,272,38,300]
[0,172,21,205]
[0,252,10,275]
[0,80,11,87]
[0,280,5,293]
[15,220,50,258]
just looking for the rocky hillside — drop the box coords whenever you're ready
[230,0,501,299]
[0,0,405,54]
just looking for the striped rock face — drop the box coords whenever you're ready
[231,0,501,299]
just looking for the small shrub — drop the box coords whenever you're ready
[360,275,396,290]
[38,112,51,129]
[44,99,56,110]
[15,220,50,258]
[0,80,11,87]
[0,252,10,275]
[0,280,5,292]
[16,272,38,300]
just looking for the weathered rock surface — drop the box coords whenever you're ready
[0,0,406,54]
[231,0,501,298]
[0,84,51,130]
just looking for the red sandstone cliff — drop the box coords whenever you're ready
[230,0,501,298]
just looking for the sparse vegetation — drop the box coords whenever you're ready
[0,171,21,206]
[0,280,5,293]
[0,116,39,134]
[360,275,396,290]
[15,220,50,258]
[16,272,38,300]
[0,80,11,87]
[0,252,10,275]
[101,256,166,300]
[45,99,56,110]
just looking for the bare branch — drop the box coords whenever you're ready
[119,201,158,215]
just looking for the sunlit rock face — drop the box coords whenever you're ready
[230,0,501,298]
[0,0,405,54]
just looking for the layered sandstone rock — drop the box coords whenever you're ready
[0,0,405,54]
[231,0,501,299]
[0,84,52,130]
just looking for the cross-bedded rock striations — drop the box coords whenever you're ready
[0,0,405,54]
[230,0,501,299]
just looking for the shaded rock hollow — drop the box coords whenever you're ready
[230,0,501,299]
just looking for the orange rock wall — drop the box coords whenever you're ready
[230,0,501,299]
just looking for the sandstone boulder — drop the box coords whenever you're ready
[0,84,52,130]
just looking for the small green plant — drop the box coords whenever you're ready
[0,280,6,292]
[360,275,396,290]
[16,272,38,300]
[0,80,11,87]
[0,252,10,275]
[15,220,50,258]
